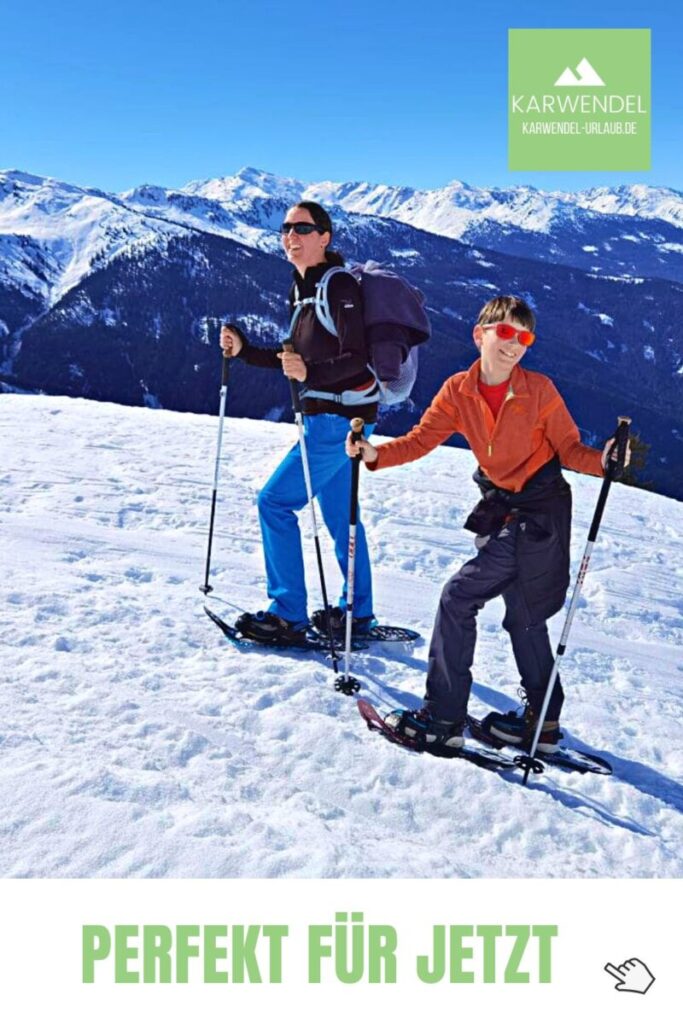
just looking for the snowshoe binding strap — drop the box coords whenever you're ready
[389,709,463,751]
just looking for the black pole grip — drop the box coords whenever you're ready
[219,316,231,387]
[588,416,631,542]
[609,416,631,482]
[221,321,248,371]
[212,320,233,385]
[282,341,302,414]
[350,416,365,448]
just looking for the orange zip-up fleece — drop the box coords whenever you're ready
[369,359,604,491]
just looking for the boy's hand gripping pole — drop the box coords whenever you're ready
[518,416,632,785]
[200,344,230,595]
[282,343,342,678]
[335,417,365,696]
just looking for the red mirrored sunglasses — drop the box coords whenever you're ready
[482,322,536,347]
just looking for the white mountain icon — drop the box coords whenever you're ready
[554,57,605,87]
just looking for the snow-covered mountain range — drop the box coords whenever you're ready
[1,166,682,500]
[3,166,683,305]
[130,169,683,285]
[184,167,683,241]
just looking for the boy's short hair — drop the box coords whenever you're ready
[476,295,535,332]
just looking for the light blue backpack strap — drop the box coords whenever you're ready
[289,283,317,335]
[315,265,380,390]
[288,304,302,335]
[288,283,301,335]
[314,266,358,336]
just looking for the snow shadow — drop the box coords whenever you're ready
[524,779,658,837]
[472,681,683,819]
[363,672,678,835]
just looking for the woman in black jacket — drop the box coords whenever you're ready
[220,201,377,643]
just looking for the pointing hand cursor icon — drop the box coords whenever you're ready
[604,958,655,994]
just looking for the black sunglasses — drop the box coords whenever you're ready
[280,222,324,236]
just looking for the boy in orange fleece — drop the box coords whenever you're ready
[347,295,629,755]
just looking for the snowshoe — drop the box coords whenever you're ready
[475,708,562,754]
[358,700,517,771]
[467,713,612,775]
[205,606,368,655]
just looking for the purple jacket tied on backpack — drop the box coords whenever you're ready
[353,261,430,387]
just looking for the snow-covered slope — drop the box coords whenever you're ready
[306,178,576,237]
[577,184,683,227]
[184,165,305,208]
[128,167,375,254]
[0,170,191,303]
[2,395,682,879]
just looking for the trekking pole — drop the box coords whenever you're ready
[282,342,341,676]
[335,417,364,696]
[200,321,229,595]
[518,416,632,785]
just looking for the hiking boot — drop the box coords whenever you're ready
[235,610,308,645]
[311,606,378,638]
[479,707,562,753]
[385,707,465,752]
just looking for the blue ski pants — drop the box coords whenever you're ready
[423,519,564,724]
[257,413,376,624]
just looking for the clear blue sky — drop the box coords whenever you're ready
[2,0,680,194]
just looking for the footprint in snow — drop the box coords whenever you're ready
[63,550,88,563]
[124,567,153,583]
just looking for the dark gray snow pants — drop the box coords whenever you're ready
[422,519,564,724]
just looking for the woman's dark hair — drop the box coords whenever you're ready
[293,200,344,266]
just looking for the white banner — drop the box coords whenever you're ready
[0,879,673,1022]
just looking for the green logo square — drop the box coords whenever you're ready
[508,29,651,171]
